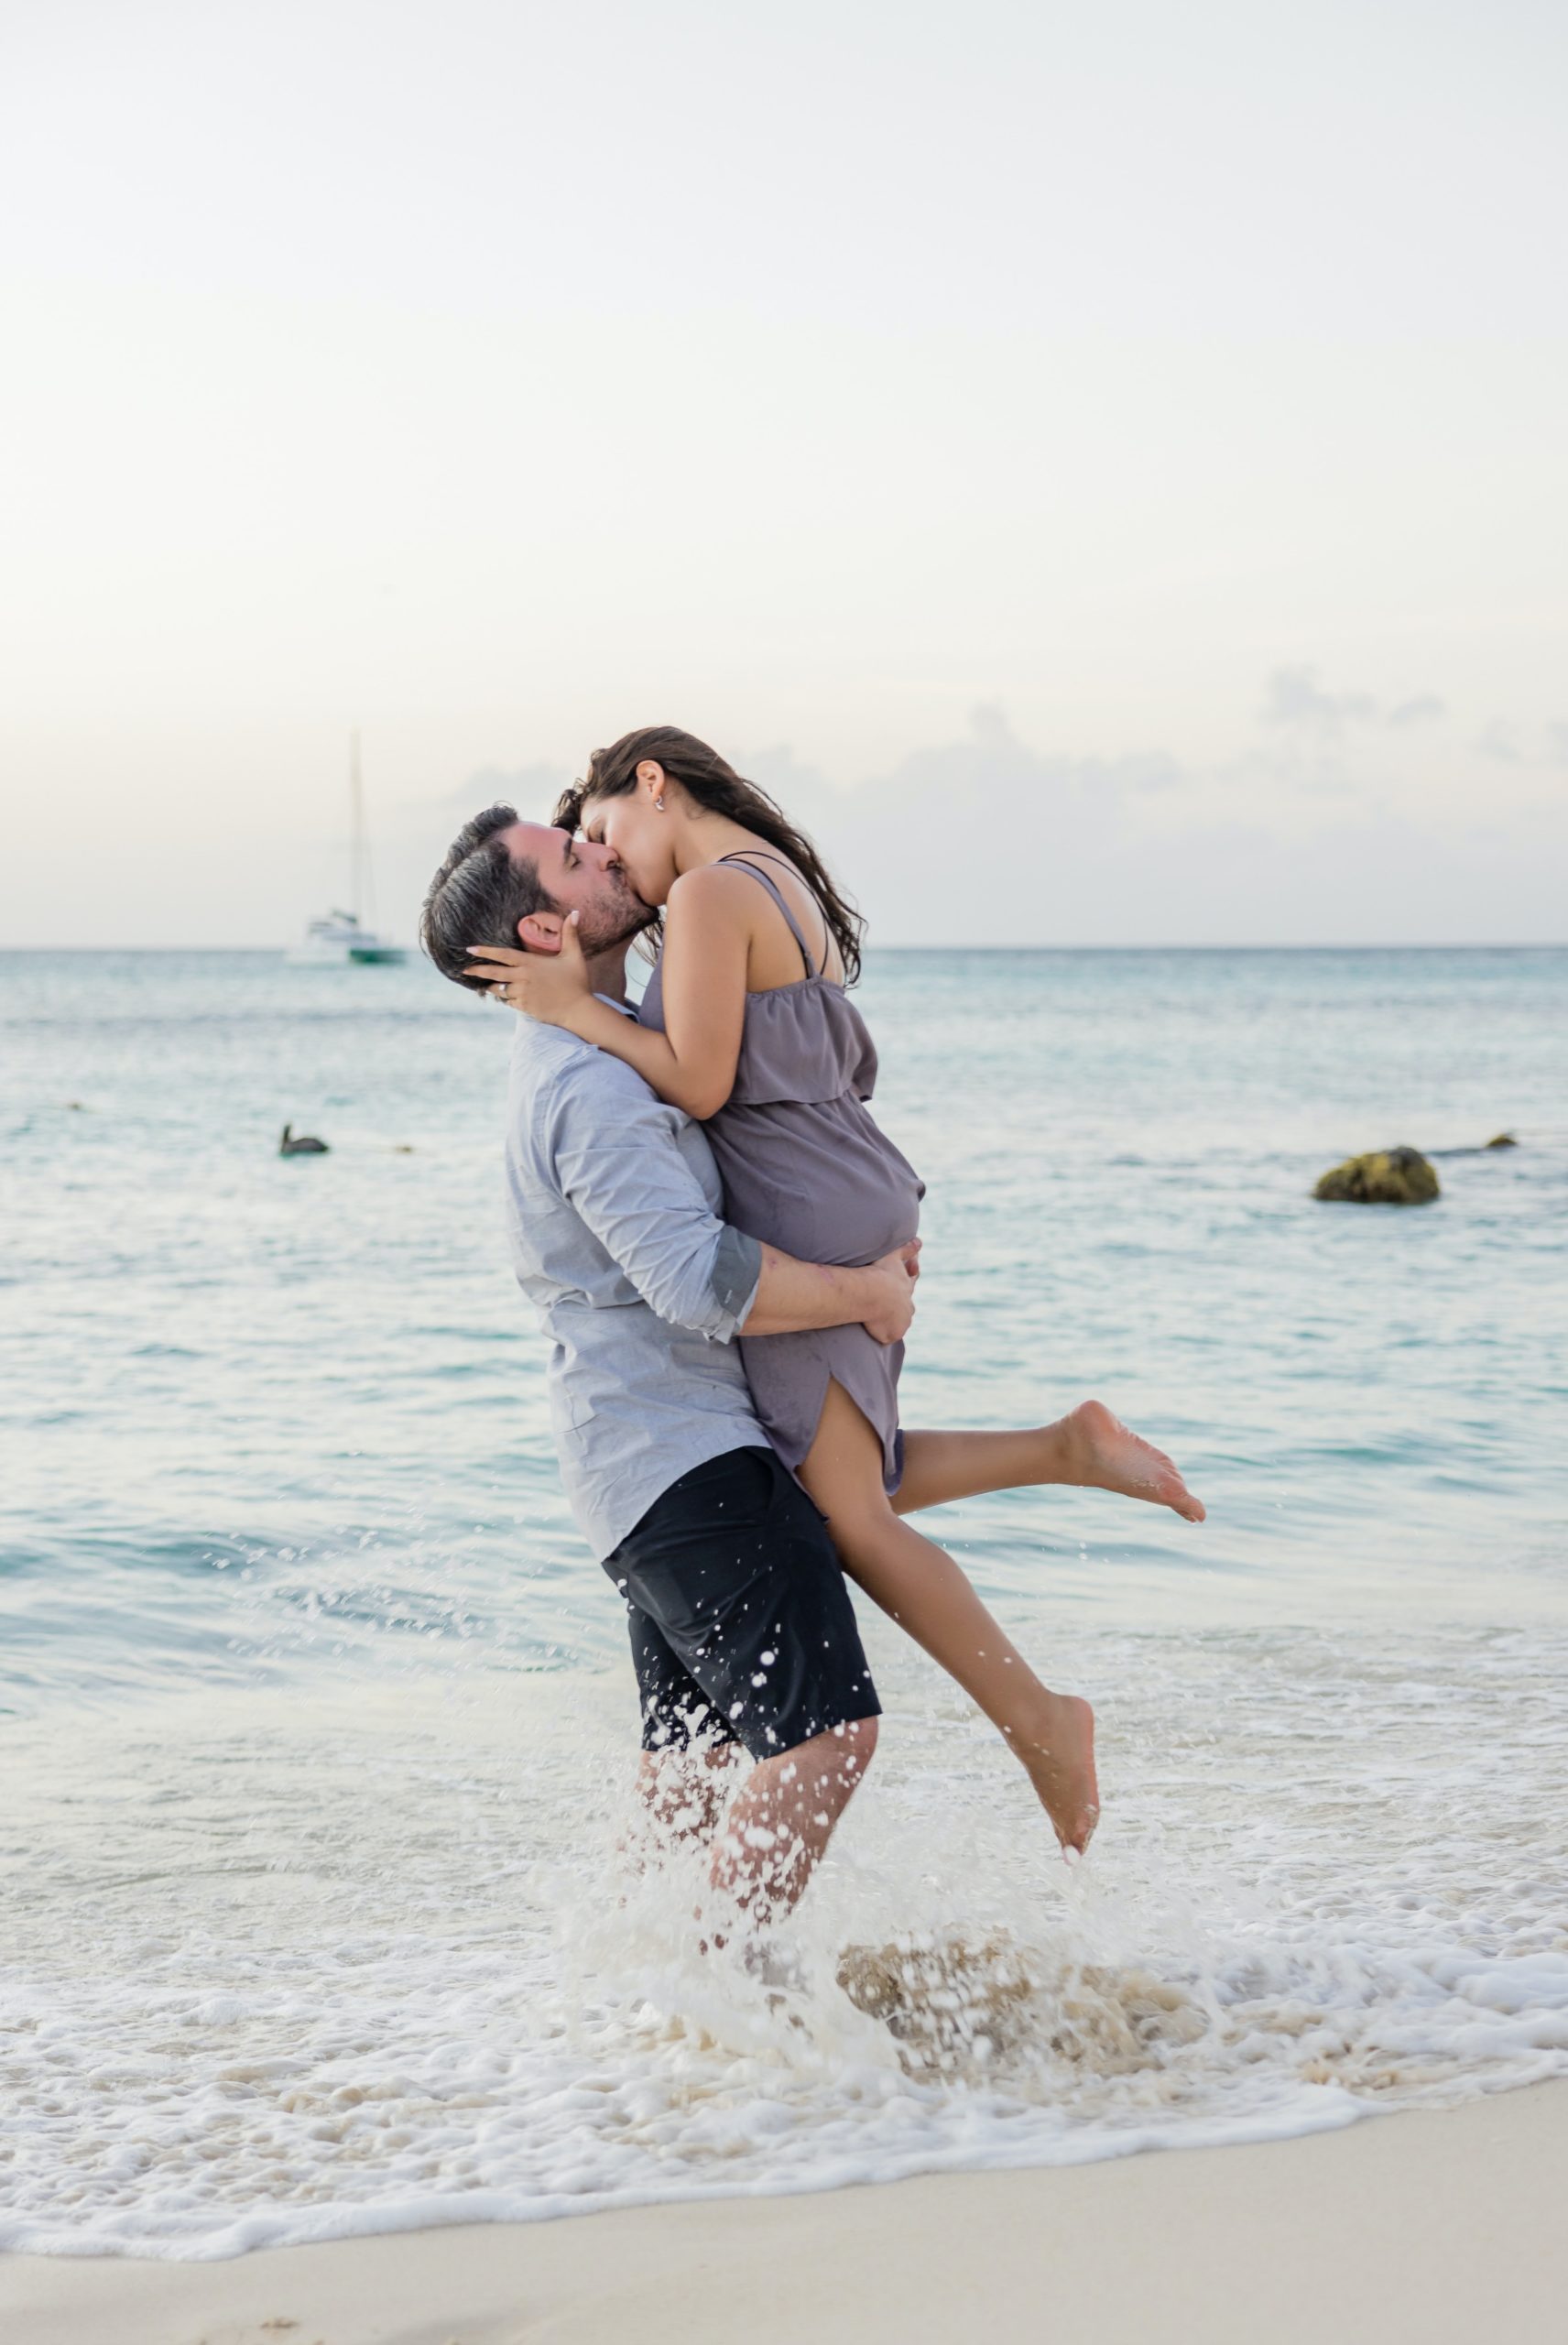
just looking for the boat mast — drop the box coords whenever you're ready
[349,730,377,933]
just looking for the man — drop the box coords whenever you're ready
[422,806,917,1929]
[424,803,1203,1902]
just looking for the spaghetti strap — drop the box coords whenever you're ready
[716,852,820,978]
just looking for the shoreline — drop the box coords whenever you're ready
[5,2079,1564,2345]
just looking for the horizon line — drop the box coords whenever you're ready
[3,940,1565,957]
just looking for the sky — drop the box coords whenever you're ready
[3,0,1564,945]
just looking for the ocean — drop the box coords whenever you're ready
[2,945,1565,2256]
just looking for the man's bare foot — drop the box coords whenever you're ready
[1015,1691,1099,1856]
[1058,1398,1205,1522]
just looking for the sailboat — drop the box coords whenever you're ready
[293,734,408,965]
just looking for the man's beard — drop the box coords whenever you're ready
[573,874,658,958]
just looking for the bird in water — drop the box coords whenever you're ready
[279,1124,329,1156]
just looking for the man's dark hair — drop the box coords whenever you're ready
[419,804,558,993]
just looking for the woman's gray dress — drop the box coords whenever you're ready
[637,854,925,1491]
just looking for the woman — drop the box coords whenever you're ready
[468,726,1203,1854]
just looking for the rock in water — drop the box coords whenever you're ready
[1313,1147,1440,1205]
[1485,1131,1518,1149]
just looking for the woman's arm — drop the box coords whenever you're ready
[466,865,757,1118]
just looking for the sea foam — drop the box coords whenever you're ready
[4,1616,1565,2260]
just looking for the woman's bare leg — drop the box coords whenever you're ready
[797,1381,1099,1854]
[896,1402,1204,1521]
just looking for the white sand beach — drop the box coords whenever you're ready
[9,0,1567,2329]
[5,2079,1563,2345]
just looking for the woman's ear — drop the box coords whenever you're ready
[636,759,666,802]
[517,911,564,954]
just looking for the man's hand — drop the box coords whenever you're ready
[861,1239,920,1346]
[465,916,594,1029]
[745,1238,921,1341]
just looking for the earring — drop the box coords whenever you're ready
[655,796,665,811]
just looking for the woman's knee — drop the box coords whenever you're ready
[813,1497,902,1570]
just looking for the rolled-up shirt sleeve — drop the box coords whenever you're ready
[546,1063,761,1339]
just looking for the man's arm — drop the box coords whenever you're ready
[747,1243,917,1343]
[544,1060,914,1345]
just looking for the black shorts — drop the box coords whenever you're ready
[602,1445,880,1763]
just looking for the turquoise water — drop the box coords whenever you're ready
[3,948,1565,2253]
[3,948,1563,1706]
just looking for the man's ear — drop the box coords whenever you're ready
[517,911,564,955]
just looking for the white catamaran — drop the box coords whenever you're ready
[293,734,407,965]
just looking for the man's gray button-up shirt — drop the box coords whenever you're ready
[504,1015,767,1562]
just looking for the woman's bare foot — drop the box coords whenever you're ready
[1057,1399,1205,1522]
[1013,1691,1099,1856]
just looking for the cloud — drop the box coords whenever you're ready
[441,759,575,811]
[354,681,1558,954]
[1262,666,1379,733]
[731,697,1565,946]
[385,758,580,848]
[1469,719,1568,769]
[1475,720,1522,763]
[1261,667,1448,737]
[778,707,1253,943]
[1387,693,1446,726]
[747,710,1184,885]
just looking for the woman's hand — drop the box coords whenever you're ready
[464,917,593,1029]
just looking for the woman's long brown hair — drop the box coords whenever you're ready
[551,725,866,985]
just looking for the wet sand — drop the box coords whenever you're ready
[4,2078,1563,2345]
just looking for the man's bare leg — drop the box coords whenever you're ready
[895,1400,1204,1522]
[635,1741,744,1851]
[636,1722,877,1935]
[706,1717,879,1930]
